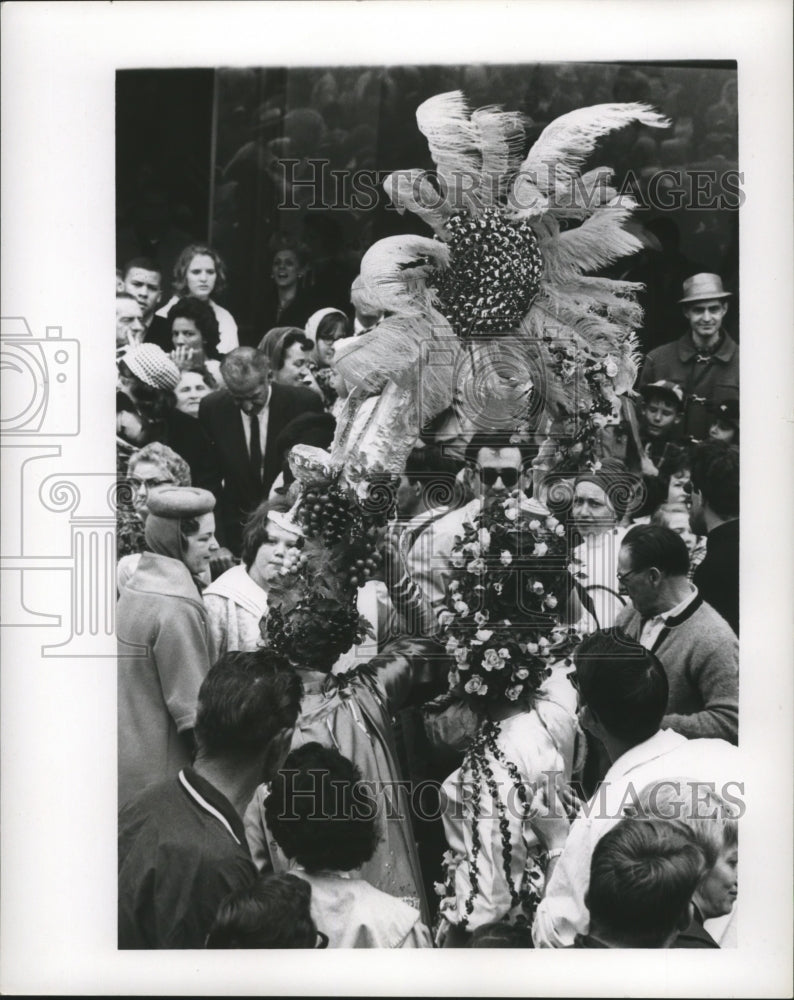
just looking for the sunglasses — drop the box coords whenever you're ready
[478,467,520,488]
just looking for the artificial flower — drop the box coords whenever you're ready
[474,611,489,626]
[498,647,511,659]
[532,581,545,594]
[544,594,558,609]
[465,676,487,695]
[482,649,501,671]
[454,647,470,665]
[500,550,513,566]
[467,558,487,575]
[475,628,494,641]
[533,542,548,557]
[529,519,541,531]
[454,600,470,615]
[505,684,523,701]
[438,610,455,627]
[515,667,530,680]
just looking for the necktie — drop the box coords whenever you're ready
[249,412,262,490]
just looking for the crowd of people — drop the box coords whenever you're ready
[116,175,740,949]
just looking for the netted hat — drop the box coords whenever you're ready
[122,343,181,390]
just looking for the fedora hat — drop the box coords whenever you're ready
[678,273,732,304]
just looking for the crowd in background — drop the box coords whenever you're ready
[115,66,740,952]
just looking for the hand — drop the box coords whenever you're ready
[640,443,659,478]
[528,782,571,852]
[172,345,195,370]
[433,916,452,948]
[209,547,236,579]
[558,781,584,821]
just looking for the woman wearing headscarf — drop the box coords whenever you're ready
[117,487,218,807]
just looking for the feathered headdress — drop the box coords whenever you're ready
[334,92,669,431]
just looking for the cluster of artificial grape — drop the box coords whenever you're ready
[298,483,352,546]
[347,530,384,590]
[278,545,308,577]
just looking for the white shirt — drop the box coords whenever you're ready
[639,584,699,650]
[240,397,270,478]
[531,728,741,948]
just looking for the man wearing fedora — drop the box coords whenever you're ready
[639,274,738,439]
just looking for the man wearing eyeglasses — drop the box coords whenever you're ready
[403,432,544,629]
[614,523,738,744]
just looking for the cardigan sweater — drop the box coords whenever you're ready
[616,594,738,744]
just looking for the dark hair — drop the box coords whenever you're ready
[265,743,379,872]
[122,256,162,279]
[167,297,221,360]
[194,649,302,759]
[657,442,693,481]
[172,243,228,296]
[117,360,175,423]
[690,441,739,519]
[622,523,690,578]
[469,920,534,948]
[315,311,350,342]
[206,873,317,949]
[586,818,706,946]
[574,629,669,745]
[274,412,336,487]
[240,495,292,570]
[273,331,313,372]
[401,445,464,511]
[641,386,684,414]
[463,432,535,469]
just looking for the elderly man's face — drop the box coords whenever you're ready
[473,446,523,505]
[116,298,145,348]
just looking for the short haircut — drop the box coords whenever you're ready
[469,921,534,948]
[220,346,269,383]
[269,239,309,268]
[463,431,534,468]
[633,779,739,870]
[240,495,292,570]
[404,445,463,509]
[265,742,379,873]
[641,387,684,413]
[690,441,739,519]
[206,873,317,949]
[167,296,222,359]
[274,412,336,487]
[194,650,302,759]
[622,523,690,578]
[122,256,162,280]
[574,629,669,745]
[172,243,228,296]
[128,441,191,487]
[658,442,693,481]
[587,818,706,947]
[273,331,313,372]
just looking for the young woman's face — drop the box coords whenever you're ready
[271,250,301,289]
[182,512,219,576]
[175,371,211,417]
[185,254,217,299]
[314,335,336,368]
[172,317,205,355]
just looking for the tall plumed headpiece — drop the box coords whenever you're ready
[334,92,669,424]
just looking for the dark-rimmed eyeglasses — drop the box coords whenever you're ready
[479,467,520,488]
[616,567,644,588]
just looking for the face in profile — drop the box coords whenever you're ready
[129,460,176,512]
[277,343,312,387]
[182,512,219,576]
[666,469,691,506]
[694,844,738,920]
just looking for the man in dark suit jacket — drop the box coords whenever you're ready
[199,347,323,556]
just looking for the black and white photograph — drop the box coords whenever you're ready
[1,2,792,995]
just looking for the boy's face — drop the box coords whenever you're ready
[709,419,736,445]
[643,394,681,438]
